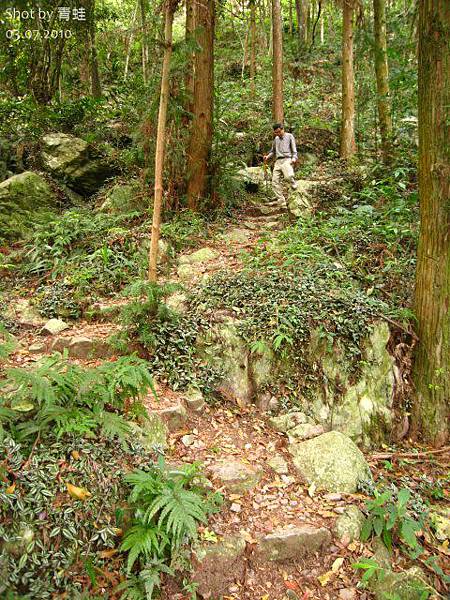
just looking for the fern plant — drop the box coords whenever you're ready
[0,353,154,446]
[119,458,222,598]
[111,280,179,354]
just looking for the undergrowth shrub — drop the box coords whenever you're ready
[0,435,150,599]
[0,353,153,445]
[117,458,222,599]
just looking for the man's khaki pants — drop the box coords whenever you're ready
[272,157,296,204]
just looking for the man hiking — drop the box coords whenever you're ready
[263,123,298,208]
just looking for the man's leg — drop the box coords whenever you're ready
[271,161,287,204]
[280,158,297,189]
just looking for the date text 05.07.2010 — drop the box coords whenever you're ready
[6,30,73,40]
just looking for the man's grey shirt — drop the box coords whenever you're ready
[267,132,298,161]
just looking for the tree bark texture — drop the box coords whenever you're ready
[272,0,284,123]
[373,0,393,163]
[340,0,356,159]
[185,0,196,114]
[186,0,215,209]
[250,0,257,98]
[412,0,450,446]
[148,0,177,282]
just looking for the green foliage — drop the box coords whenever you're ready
[0,353,153,445]
[352,559,431,599]
[119,458,222,598]
[0,435,151,599]
[361,487,426,553]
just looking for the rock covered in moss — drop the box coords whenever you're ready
[289,431,371,493]
[370,566,428,600]
[334,505,365,541]
[41,133,115,195]
[0,172,57,239]
[178,247,218,265]
[41,318,70,336]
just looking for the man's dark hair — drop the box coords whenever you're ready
[273,123,283,130]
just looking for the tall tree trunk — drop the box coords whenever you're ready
[411,0,450,447]
[302,0,309,43]
[272,0,284,122]
[186,0,215,209]
[340,0,356,159]
[320,8,324,44]
[250,0,257,98]
[373,0,393,163]
[140,0,149,83]
[89,0,102,98]
[289,0,293,34]
[185,0,196,114]
[148,0,177,282]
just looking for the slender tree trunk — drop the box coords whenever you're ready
[340,0,356,159]
[250,0,257,98]
[140,0,149,83]
[272,0,284,122]
[289,0,293,34]
[411,0,450,447]
[295,0,302,45]
[186,0,215,209]
[373,0,393,163]
[185,0,196,113]
[320,8,324,44]
[148,0,177,282]
[124,3,139,79]
[89,0,102,98]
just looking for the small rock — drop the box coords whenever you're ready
[258,526,331,561]
[209,460,262,494]
[178,247,218,265]
[165,292,188,313]
[51,336,72,353]
[267,455,289,475]
[230,503,242,513]
[334,506,365,542]
[430,505,450,541]
[181,434,195,447]
[41,318,69,336]
[156,404,187,431]
[339,588,356,600]
[177,264,198,280]
[68,336,97,359]
[183,388,205,412]
[269,412,310,433]
[288,423,325,441]
[221,229,250,244]
[128,414,168,450]
[28,342,46,354]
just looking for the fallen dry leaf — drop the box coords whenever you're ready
[66,482,92,501]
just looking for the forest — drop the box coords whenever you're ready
[0,0,449,598]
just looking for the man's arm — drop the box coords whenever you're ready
[290,134,298,162]
[264,140,275,161]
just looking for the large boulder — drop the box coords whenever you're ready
[0,172,57,239]
[41,133,115,195]
[235,166,267,192]
[289,431,371,493]
[310,321,395,447]
[197,316,273,406]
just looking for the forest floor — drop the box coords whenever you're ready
[4,183,449,600]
